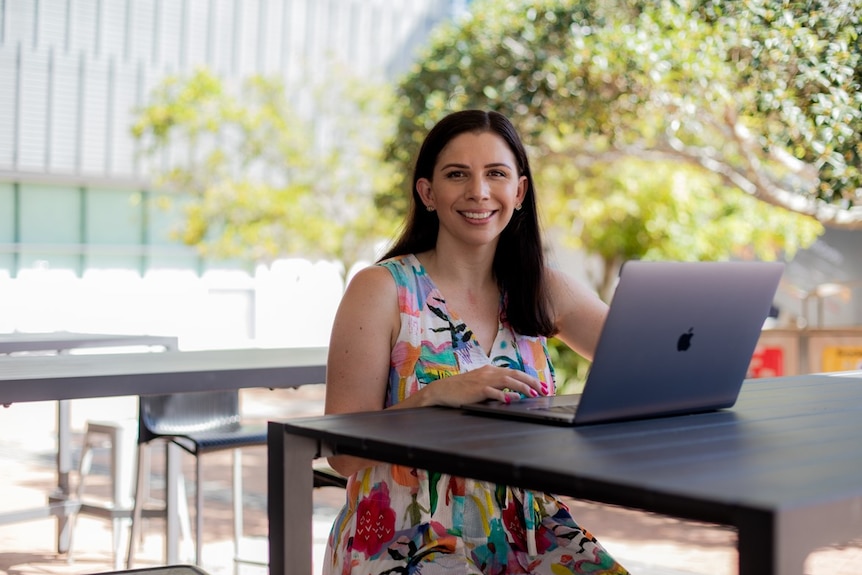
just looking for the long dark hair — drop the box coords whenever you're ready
[380,109,554,337]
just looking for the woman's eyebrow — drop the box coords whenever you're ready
[439,161,513,170]
[439,162,470,170]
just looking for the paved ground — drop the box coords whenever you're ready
[0,385,859,575]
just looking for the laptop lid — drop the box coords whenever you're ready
[462,260,785,426]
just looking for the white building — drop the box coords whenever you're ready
[0,0,465,346]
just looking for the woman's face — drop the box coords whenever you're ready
[417,130,527,249]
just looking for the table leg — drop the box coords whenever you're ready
[268,422,316,575]
[737,510,777,575]
[55,399,72,553]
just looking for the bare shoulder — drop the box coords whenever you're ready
[345,264,397,299]
[327,264,399,411]
[333,264,400,344]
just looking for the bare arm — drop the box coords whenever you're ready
[325,265,546,477]
[324,266,398,476]
[546,267,609,361]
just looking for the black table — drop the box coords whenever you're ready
[0,341,327,562]
[268,372,862,575]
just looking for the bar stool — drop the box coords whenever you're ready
[70,419,192,569]
[126,391,348,571]
[127,391,267,570]
[69,419,138,569]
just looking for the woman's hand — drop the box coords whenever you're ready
[407,364,548,408]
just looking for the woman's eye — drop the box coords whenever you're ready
[445,170,466,178]
[489,170,506,177]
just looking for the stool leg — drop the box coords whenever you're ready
[138,442,152,547]
[111,424,135,571]
[177,467,194,560]
[66,429,96,564]
[195,455,203,566]
[127,442,149,569]
[128,441,194,567]
[232,448,243,575]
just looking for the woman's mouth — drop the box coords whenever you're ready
[460,210,495,222]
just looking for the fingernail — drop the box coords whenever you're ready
[504,395,511,404]
[529,389,538,397]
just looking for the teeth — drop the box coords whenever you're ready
[462,211,493,219]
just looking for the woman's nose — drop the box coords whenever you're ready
[466,176,490,200]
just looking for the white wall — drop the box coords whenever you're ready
[0,258,355,350]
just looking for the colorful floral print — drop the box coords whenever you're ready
[324,254,628,575]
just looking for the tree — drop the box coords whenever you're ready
[381,0,857,390]
[131,67,397,272]
[380,0,862,294]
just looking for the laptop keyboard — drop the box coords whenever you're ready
[527,395,581,414]
[545,403,580,414]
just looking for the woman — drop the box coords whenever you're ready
[323,110,628,574]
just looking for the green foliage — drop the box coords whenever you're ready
[541,158,822,298]
[380,0,856,387]
[382,0,860,231]
[132,67,398,269]
[547,337,591,394]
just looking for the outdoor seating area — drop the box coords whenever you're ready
[1,382,861,575]
[2,1,862,574]
[0,380,345,575]
[0,336,328,564]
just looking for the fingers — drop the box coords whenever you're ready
[501,370,548,399]
[448,366,551,407]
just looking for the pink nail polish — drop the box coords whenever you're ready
[504,395,511,404]
[529,389,538,397]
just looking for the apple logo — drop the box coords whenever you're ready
[677,327,694,351]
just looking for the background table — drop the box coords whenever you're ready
[0,331,178,356]
[268,372,862,575]
[0,345,326,403]
[0,333,179,539]
[0,342,327,561]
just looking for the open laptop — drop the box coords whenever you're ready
[462,260,785,426]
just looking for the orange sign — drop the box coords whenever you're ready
[821,346,862,372]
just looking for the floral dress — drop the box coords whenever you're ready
[323,254,628,575]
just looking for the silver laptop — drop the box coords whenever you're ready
[463,260,784,426]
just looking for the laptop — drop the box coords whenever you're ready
[462,260,785,426]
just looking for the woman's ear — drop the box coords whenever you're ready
[416,178,434,210]
[516,176,528,206]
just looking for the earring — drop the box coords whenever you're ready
[426,205,435,212]
[515,203,522,211]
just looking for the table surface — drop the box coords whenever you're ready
[270,372,862,575]
[0,334,328,565]
[0,345,328,404]
[0,331,179,353]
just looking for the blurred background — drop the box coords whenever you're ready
[1,0,861,378]
[1,2,861,574]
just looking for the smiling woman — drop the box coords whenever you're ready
[415,130,526,256]
[319,110,627,574]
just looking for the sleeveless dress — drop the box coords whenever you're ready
[323,254,628,575]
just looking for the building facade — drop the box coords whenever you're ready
[0,0,460,276]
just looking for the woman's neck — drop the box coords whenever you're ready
[418,244,496,290]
